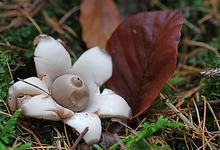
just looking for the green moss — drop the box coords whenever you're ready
[0,55,11,100]
[201,58,220,99]
[199,37,220,99]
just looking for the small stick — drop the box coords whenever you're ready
[17,78,51,96]
[63,123,71,148]
[21,125,43,149]
[20,9,43,34]
[197,133,219,150]
[202,96,207,150]
[189,100,220,108]
[71,127,89,150]
[0,110,11,117]
[112,119,137,135]
[6,56,13,81]
[160,93,200,134]
[200,98,216,150]
[206,100,220,131]
[113,133,128,150]
[0,42,27,51]
[192,99,202,130]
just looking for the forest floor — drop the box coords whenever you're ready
[0,0,219,149]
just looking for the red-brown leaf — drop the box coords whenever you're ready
[80,0,121,48]
[106,10,184,119]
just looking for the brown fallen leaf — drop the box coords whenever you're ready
[80,0,121,48]
[106,10,184,119]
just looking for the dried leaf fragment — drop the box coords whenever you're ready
[80,0,121,48]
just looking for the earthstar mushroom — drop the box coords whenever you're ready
[8,34,132,145]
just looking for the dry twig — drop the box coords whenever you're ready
[71,127,89,150]
[160,93,201,134]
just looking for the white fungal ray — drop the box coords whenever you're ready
[34,34,72,88]
[82,89,132,120]
[20,94,74,120]
[63,112,102,145]
[72,46,113,92]
[8,77,49,111]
